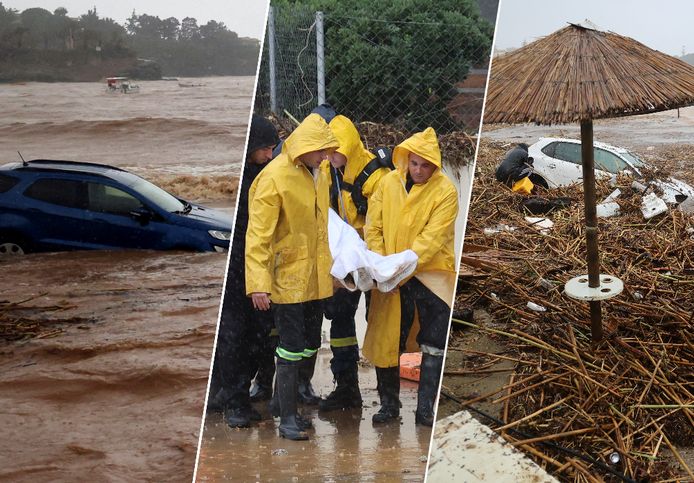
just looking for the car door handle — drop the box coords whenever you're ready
[548,163,556,169]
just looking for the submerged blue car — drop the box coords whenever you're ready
[0,160,232,255]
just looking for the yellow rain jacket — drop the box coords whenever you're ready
[363,127,458,368]
[245,113,338,304]
[318,115,389,235]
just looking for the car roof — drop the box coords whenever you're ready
[1,159,141,184]
[537,137,629,155]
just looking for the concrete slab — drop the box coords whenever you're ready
[427,411,558,482]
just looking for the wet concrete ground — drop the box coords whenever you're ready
[196,301,433,482]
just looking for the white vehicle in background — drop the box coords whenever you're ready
[528,138,694,204]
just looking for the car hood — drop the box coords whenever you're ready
[172,203,232,230]
[653,177,694,204]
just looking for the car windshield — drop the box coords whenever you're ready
[622,151,646,168]
[130,177,185,213]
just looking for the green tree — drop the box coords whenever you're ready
[159,17,179,40]
[179,17,199,40]
[272,0,493,131]
[0,2,19,41]
[19,7,53,49]
[77,8,127,52]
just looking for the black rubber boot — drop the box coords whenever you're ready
[250,347,276,402]
[319,364,363,412]
[372,366,400,424]
[276,361,309,440]
[248,407,262,421]
[297,354,320,405]
[206,387,229,413]
[224,407,251,428]
[269,384,311,429]
[249,381,273,402]
[415,353,443,427]
[269,383,280,417]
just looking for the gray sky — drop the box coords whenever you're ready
[494,0,693,56]
[4,0,269,39]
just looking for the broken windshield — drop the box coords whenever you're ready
[623,151,646,168]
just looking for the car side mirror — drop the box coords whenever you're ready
[130,207,153,225]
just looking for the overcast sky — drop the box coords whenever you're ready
[4,0,269,39]
[494,0,693,56]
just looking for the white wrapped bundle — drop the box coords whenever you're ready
[328,209,418,292]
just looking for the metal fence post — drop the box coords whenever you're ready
[315,11,326,105]
[268,6,277,114]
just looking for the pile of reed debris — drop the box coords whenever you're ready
[1,296,90,342]
[451,140,693,482]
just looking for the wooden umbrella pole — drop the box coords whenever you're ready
[580,119,603,343]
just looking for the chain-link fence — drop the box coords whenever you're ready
[254,2,494,134]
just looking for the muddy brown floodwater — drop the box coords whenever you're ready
[196,303,433,482]
[0,250,226,481]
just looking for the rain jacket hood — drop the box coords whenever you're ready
[363,127,458,367]
[330,115,374,184]
[282,113,338,164]
[245,113,337,304]
[318,115,388,234]
[392,127,442,178]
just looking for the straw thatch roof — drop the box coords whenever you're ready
[484,24,694,125]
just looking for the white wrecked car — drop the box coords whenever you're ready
[528,138,694,204]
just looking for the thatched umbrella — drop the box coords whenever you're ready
[484,23,694,343]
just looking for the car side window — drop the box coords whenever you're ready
[552,142,582,164]
[540,142,558,158]
[0,174,20,193]
[594,148,629,174]
[87,183,143,215]
[24,178,87,208]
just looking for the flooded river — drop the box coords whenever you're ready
[0,77,253,178]
[0,77,253,481]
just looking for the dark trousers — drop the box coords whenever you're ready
[323,288,362,374]
[253,327,278,387]
[273,300,323,364]
[214,264,274,410]
[398,277,450,353]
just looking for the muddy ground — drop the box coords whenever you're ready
[437,311,513,422]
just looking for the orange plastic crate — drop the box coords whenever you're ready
[399,352,421,382]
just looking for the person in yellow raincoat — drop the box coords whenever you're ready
[317,114,392,412]
[245,113,338,440]
[363,127,458,426]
